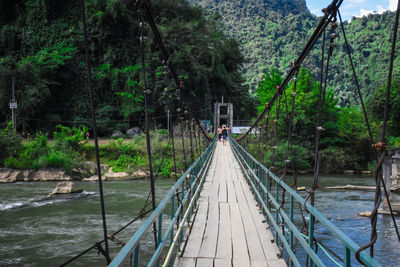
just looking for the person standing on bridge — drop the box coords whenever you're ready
[217,127,222,142]
[221,125,229,146]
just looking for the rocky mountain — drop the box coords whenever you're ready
[189,0,400,105]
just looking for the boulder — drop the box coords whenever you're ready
[82,175,106,182]
[104,167,129,179]
[0,168,24,183]
[21,170,35,181]
[126,127,143,138]
[48,181,83,197]
[359,211,372,217]
[111,130,124,138]
[36,168,72,181]
[131,169,148,178]
[72,161,109,179]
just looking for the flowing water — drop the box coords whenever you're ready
[0,176,399,266]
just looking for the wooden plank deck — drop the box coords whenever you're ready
[175,142,286,267]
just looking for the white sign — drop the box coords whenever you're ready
[9,102,17,109]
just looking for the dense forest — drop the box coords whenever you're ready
[0,0,399,173]
[0,0,256,135]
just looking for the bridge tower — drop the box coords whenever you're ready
[214,98,233,132]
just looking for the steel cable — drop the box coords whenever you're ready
[79,0,110,263]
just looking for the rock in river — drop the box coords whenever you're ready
[48,181,83,197]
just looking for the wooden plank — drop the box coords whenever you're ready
[218,179,227,203]
[230,202,249,261]
[183,202,209,258]
[238,201,266,261]
[251,260,269,267]
[199,197,219,258]
[214,258,231,267]
[199,159,217,202]
[233,259,251,267]
[232,171,267,263]
[227,178,237,203]
[175,257,196,267]
[239,177,279,259]
[267,259,287,267]
[196,258,213,267]
[209,174,220,204]
[216,202,232,259]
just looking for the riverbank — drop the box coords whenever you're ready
[0,166,150,183]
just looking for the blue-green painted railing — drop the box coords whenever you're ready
[109,138,216,267]
[230,136,381,267]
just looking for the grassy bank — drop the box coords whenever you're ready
[1,124,202,178]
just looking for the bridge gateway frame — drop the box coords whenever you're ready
[214,100,233,131]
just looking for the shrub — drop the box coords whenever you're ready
[53,125,87,154]
[110,154,144,172]
[44,150,72,171]
[0,122,22,166]
[261,143,311,171]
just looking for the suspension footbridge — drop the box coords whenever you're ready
[57,0,400,265]
[175,142,285,267]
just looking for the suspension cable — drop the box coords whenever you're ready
[355,0,400,261]
[79,0,110,263]
[235,0,343,142]
[139,3,158,249]
[337,10,374,145]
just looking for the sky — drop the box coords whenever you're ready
[306,0,398,21]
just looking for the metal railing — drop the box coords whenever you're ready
[230,136,381,267]
[109,138,216,267]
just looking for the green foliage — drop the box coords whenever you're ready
[53,125,87,154]
[19,43,76,73]
[368,78,400,137]
[110,154,144,172]
[190,0,400,108]
[259,142,310,171]
[256,68,282,113]
[0,122,22,166]
[2,128,74,172]
[42,150,72,170]
[0,0,255,135]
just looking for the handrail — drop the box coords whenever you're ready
[109,138,217,266]
[230,135,381,267]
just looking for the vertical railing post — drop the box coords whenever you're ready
[344,247,351,267]
[180,179,185,243]
[275,180,279,243]
[266,171,270,212]
[133,244,140,267]
[290,195,294,267]
[158,213,162,246]
[309,213,315,267]
[170,195,175,244]
[262,169,266,216]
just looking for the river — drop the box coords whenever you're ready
[0,176,399,266]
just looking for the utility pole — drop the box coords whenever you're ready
[10,76,17,131]
[167,109,170,132]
